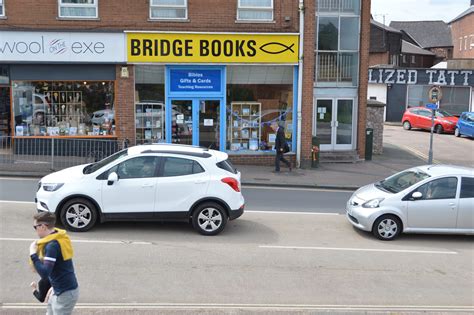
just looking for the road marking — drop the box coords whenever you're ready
[1,303,473,312]
[259,245,458,255]
[0,237,152,245]
[0,200,35,205]
[0,177,40,180]
[246,210,340,215]
[243,185,354,193]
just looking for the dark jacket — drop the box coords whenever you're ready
[275,126,287,153]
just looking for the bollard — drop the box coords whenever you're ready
[365,128,373,161]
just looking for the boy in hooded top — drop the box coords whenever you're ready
[30,211,79,315]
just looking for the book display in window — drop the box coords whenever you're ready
[135,102,165,144]
[229,102,261,151]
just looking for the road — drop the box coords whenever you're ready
[0,178,473,314]
[384,125,474,167]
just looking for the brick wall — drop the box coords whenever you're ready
[369,52,389,66]
[357,0,371,160]
[0,0,298,33]
[115,65,135,144]
[229,154,295,167]
[450,13,474,59]
[300,0,316,168]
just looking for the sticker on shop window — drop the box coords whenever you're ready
[204,119,213,126]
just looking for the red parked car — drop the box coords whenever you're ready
[401,107,459,134]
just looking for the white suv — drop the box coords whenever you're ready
[36,144,245,235]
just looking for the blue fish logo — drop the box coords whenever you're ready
[259,42,295,54]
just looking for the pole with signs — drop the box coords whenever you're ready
[427,86,442,164]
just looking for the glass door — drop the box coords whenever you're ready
[335,99,353,149]
[171,100,193,145]
[198,100,220,150]
[315,98,354,150]
[315,99,333,151]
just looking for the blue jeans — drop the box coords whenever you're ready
[47,287,79,315]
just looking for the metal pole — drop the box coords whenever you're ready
[51,137,55,170]
[428,104,437,164]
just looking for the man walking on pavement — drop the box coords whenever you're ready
[271,122,292,173]
[30,212,79,315]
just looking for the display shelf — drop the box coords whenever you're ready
[135,102,165,144]
[229,102,261,151]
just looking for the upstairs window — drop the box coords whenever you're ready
[237,0,273,21]
[58,0,98,19]
[0,0,4,17]
[150,0,187,20]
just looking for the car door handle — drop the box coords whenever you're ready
[142,183,154,188]
[194,180,206,184]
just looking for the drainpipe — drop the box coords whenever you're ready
[297,0,304,168]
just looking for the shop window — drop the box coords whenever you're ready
[411,55,416,64]
[58,0,98,19]
[135,66,166,144]
[226,65,293,153]
[237,0,273,21]
[407,85,470,116]
[316,13,359,86]
[150,0,187,19]
[12,80,114,137]
[0,0,5,17]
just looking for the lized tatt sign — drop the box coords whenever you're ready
[127,32,299,64]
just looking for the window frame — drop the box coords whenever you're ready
[460,177,474,199]
[149,0,188,20]
[159,156,205,177]
[0,0,5,17]
[58,0,98,19]
[314,7,360,87]
[237,0,274,22]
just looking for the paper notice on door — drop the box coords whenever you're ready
[319,113,324,119]
[177,114,184,120]
[317,107,322,113]
[177,119,184,124]
[204,119,213,126]
[322,108,327,114]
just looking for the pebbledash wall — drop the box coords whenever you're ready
[0,0,371,167]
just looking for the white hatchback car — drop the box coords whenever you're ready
[346,165,474,240]
[36,144,245,235]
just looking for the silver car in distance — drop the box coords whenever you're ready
[346,165,474,240]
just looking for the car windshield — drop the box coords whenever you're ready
[375,169,430,193]
[83,149,128,174]
[435,110,452,118]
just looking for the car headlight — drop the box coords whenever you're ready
[362,198,384,208]
[42,183,64,192]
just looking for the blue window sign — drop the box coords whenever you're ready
[170,69,221,93]
[425,103,438,110]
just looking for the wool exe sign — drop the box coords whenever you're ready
[368,68,473,86]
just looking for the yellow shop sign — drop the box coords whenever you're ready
[127,33,299,64]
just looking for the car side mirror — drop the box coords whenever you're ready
[411,191,423,200]
[107,172,118,186]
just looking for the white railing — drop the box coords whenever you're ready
[318,0,355,12]
[317,52,354,82]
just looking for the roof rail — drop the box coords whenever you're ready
[143,143,210,151]
[141,150,212,158]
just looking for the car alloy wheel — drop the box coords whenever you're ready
[435,124,443,134]
[192,202,228,236]
[403,121,411,130]
[372,215,402,241]
[454,128,460,137]
[60,198,97,232]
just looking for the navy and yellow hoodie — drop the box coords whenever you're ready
[30,228,78,296]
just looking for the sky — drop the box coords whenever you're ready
[371,0,471,25]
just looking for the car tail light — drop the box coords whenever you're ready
[221,177,240,192]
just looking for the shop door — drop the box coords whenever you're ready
[171,100,194,145]
[315,99,354,151]
[170,99,221,148]
[198,100,220,150]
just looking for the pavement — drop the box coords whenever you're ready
[239,142,426,190]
